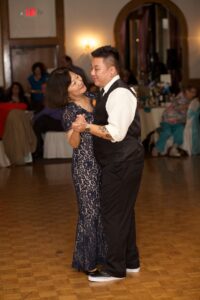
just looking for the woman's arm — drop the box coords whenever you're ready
[66,128,81,148]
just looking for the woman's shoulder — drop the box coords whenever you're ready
[66,101,78,111]
[63,102,78,118]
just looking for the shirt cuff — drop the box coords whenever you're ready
[105,124,121,143]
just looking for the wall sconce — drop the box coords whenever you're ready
[80,38,98,52]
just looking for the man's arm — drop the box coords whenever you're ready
[85,123,113,140]
[72,115,113,141]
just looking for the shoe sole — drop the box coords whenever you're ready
[126,267,140,273]
[88,275,124,282]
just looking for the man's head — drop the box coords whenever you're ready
[91,45,121,88]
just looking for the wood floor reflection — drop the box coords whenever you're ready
[0,157,200,300]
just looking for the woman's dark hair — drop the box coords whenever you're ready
[6,81,26,103]
[46,66,80,108]
[31,62,47,75]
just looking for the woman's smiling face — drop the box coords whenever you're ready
[68,72,87,99]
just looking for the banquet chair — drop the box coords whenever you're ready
[3,109,36,165]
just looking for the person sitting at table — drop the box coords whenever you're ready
[5,81,30,109]
[32,105,64,160]
[181,96,200,156]
[152,85,197,157]
[0,82,30,139]
[32,82,64,160]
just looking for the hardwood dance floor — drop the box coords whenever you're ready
[0,157,200,300]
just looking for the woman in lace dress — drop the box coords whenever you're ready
[46,67,106,274]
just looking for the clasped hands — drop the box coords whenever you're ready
[72,114,87,132]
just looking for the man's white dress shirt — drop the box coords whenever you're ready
[103,75,137,142]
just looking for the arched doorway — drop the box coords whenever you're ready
[114,0,189,90]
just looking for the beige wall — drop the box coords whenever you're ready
[172,0,200,78]
[0,0,200,86]
[64,0,200,79]
[64,0,129,78]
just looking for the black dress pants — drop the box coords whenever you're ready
[100,157,144,277]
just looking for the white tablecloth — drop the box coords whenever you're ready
[139,107,165,141]
[43,132,73,159]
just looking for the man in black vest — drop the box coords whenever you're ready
[72,45,144,282]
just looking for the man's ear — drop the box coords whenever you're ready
[110,66,117,77]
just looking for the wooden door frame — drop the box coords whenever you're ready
[114,0,189,86]
[0,0,65,88]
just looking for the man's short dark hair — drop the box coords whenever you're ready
[91,45,121,71]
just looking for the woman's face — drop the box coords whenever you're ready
[185,88,197,100]
[34,66,42,76]
[68,72,86,99]
[12,84,20,95]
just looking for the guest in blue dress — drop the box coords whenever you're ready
[45,67,106,274]
[27,62,49,113]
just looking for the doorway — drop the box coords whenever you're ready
[11,46,58,92]
[114,0,189,90]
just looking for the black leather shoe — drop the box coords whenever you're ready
[84,269,98,275]
[88,270,125,282]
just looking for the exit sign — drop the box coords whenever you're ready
[25,7,37,17]
[19,7,43,17]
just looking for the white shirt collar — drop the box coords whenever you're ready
[103,75,120,94]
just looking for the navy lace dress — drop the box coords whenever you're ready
[62,101,106,271]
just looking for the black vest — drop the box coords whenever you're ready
[93,79,143,164]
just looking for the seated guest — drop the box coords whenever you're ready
[32,102,64,160]
[182,96,200,155]
[152,85,197,157]
[5,81,30,109]
[0,82,30,139]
